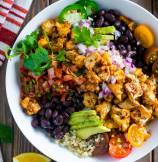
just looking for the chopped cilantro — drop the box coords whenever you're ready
[56,50,66,62]
[75,68,85,76]
[24,47,51,76]
[72,26,101,47]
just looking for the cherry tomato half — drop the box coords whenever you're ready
[145,47,158,65]
[109,134,132,158]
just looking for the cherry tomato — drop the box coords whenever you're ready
[145,47,158,64]
[127,124,150,147]
[152,59,158,75]
[109,134,132,158]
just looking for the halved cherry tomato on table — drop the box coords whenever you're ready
[134,24,155,48]
[109,134,132,158]
[144,47,158,64]
[127,124,150,148]
[59,4,87,24]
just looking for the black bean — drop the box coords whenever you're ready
[43,102,52,109]
[93,14,98,20]
[38,109,45,116]
[53,115,64,126]
[126,30,133,40]
[137,46,145,55]
[117,44,126,50]
[127,44,132,51]
[62,126,69,134]
[108,9,121,17]
[40,119,51,129]
[104,13,116,23]
[132,46,137,51]
[96,16,104,27]
[52,110,58,119]
[120,49,128,57]
[119,25,126,32]
[66,107,75,114]
[63,101,72,107]
[54,132,64,139]
[99,9,106,16]
[31,118,39,128]
[130,39,137,46]
[103,21,110,27]
[119,36,128,44]
[114,20,121,28]
[136,61,144,68]
[45,109,52,119]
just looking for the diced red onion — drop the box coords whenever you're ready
[115,30,121,40]
[77,43,87,55]
[79,19,91,28]
[0,54,5,61]
[48,68,55,80]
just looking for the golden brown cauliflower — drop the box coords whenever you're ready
[55,21,71,37]
[84,52,101,70]
[114,69,125,83]
[108,83,123,101]
[83,92,97,108]
[98,67,110,82]
[118,98,138,110]
[96,102,112,120]
[104,119,119,129]
[86,70,101,84]
[41,19,56,36]
[80,82,100,92]
[125,81,143,100]
[101,52,112,65]
[52,37,67,52]
[20,97,41,115]
[72,55,85,68]
[111,106,130,132]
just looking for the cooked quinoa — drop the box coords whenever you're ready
[56,131,103,157]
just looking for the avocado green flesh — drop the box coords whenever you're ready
[69,116,99,125]
[71,119,102,130]
[76,126,110,140]
[94,26,116,34]
[70,110,96,118]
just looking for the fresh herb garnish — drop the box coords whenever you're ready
[72,26,101,47]
[24,47,51,76]
[56,50,66,62]
[0,123,13,143]
[6,30,39,59]
[75,68,85,76]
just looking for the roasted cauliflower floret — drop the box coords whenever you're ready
[41,19,55,36]
[95,102,112,120]
[125,81,143,100]
[83,92,97,108]
[108,83,123,101]
[142,79,157,105]
[118,98,136,109]
[80,82,100,92]
[152,100,158,117]
[111,106,130,132]
[66,50,78,61]
[56,21,71,37]
[72,55,85,68]
[131,105,152,125]
[114,69,125,83]
[66,41,75,50]
[104,119,119,129]
[52,37,67,52]
[98,67,110,82]
[20,97,41,115]
[84,52,101,70]
[101,52,112,65]
[86,70,101,84]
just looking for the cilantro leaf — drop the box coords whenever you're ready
[72,26,100,47]
[24,47,51,76]
[0,123,13,143]
[6,30,39,59]
[56,50,66,62]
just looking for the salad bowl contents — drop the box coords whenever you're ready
[6,0,158,161]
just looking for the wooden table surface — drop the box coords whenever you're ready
[0,0,158,162]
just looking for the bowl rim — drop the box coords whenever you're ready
[6,0,158,162]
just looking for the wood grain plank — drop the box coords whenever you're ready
[0,63,13,162]
[131,0,152,11]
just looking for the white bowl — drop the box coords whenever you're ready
[6,0,158,162]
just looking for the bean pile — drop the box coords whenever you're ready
[31,91,84,139]
[92,9,152,75]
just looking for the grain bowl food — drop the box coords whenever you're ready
[6,0,158,159]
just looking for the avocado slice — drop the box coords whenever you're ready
[69,116,99,125]
[70,110,96,119]
[94,26,116,34]
[76,126,110,140]
[71,118,102,130]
